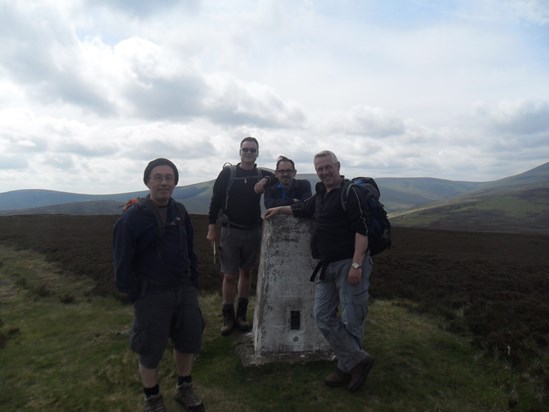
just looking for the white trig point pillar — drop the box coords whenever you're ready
[251,215,332,364]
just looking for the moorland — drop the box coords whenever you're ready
[0,214,548,410]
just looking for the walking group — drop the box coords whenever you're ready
[112,137,376,411]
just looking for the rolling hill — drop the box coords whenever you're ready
[390,162,549,234]
[1,162,548,234]
[0,174,486,215]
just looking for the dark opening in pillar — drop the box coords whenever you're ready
[290,310,301,330]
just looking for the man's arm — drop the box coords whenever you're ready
[207,167,230,244]
[264,205,292,220]
[348,232,368,285]
[254,169,276,194]
[208,168,229,225]
[112,215,139,302]
[297,179,312,201]
[185,214,199,287]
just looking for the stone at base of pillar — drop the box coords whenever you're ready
[236,333,334,367]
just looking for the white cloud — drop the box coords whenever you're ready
[476,98,549,135]
[0,0,547,194]
[508,0,549,25]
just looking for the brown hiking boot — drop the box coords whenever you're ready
[235,298,251,332]
[174,382,205,411]
[221,306,235,336]
[348,355,375,393]
[144,393,166,412]
[324,367,351,387]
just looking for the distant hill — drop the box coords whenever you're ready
[0,175,483,216]
[1,162,548,234]
[390,162,549,234]
[0,182,215,215]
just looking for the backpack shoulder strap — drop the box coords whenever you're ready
[137,198,165,237]
[223,163,237,210]
[340,180,354,212]
[174,201,189,224]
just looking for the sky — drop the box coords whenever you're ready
[0,0,548,195]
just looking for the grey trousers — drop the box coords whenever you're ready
[314,256,373,373]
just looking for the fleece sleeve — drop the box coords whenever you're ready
[112,214,140,302]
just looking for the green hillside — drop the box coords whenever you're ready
[390,163,549,234]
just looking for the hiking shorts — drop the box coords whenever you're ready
[219,224,262,276]
[130,285,204,369]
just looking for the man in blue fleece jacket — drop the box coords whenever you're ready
[113,158,205,412]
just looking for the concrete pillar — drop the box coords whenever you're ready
[251,215,332,363]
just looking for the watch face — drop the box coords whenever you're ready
[352,263,361,269]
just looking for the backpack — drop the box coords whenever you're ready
[121,197,141,212]
[341,177,391,256]
[222,163,263,210]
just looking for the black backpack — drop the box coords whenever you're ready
[341,177,391,256]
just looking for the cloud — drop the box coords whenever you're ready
[0,0,547,193]
[86,0,198,19]
[204,76,306,128]
[335,106,405,137]
[0,3,118,115]
[508,0,549,25]
[477,98,549,135]
[0,154,28,170]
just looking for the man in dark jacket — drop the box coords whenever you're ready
[207,137,274,335]
[264,150,375,394]
[113,158,205,412]
[264,156,312,208]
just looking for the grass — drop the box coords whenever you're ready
[0,245,544,411]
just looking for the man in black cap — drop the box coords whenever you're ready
[113,158,205,412]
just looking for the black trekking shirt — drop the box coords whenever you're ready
[208,163,274,228]
[112,198,198,302]
[291,178,369,262]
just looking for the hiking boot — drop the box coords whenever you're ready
[175,382,205,411]
[348,355,375,393]
[221,305,235,336]
[235,297,251,332]
[324,367,351,387]
[144,393,166,412]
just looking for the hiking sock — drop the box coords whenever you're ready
[143,384,160,398]
[177,375,192,386]
[236,298,249,319]
[222,303,235,312]
[236,297,251,332]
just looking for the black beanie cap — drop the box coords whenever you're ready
[143,158,179,185]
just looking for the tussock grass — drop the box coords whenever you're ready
[0,246,544,411]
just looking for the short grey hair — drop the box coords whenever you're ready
[314,150,339,164]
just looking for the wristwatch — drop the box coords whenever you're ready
[351,262,362,270]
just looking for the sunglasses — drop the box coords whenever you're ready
[240,148,257,153]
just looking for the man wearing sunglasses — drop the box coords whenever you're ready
[207,137,274,336]
[264,156,312,208]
